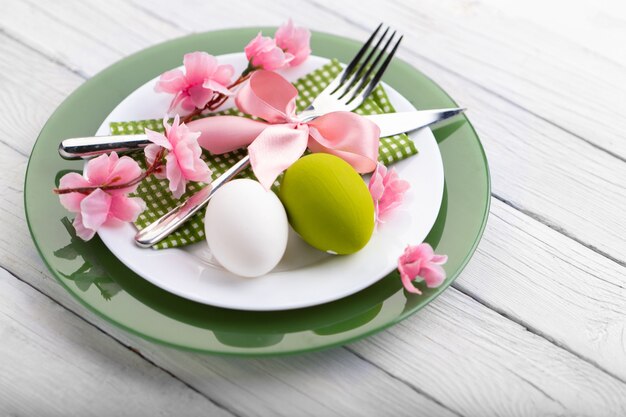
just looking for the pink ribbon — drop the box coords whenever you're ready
[188,70,380,189]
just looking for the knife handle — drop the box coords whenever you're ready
[134,154,251,248]
[59,134,150,159]
[58,114,320,160]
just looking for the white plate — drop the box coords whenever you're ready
[96,53,444,311]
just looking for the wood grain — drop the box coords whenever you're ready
[457,200,626,382]
[0,0,625,415]
[0,269,234,417]
[349,286,626,417]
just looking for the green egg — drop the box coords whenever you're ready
[279,153,375,255]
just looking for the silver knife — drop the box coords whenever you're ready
[133,107,465,247]
[58,108,465,160]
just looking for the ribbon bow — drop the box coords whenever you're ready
[189,70,380,189]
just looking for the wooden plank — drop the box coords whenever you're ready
[0,1,625,415]
[349,286,626,417]
[467,0,626,68]
[458,199,626,380]
[0,0,180,76]
[0,268,234,417]
[104,340,459,417]
[0,39,84,157]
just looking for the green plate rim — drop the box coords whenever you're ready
[24,28,490,356]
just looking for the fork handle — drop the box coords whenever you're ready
[134,154,251,248]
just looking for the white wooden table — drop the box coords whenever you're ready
[2,0,625,415]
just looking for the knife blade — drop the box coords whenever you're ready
[371,108,465,137]
[58,108,465,160]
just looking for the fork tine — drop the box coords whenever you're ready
[304,24,401,115]
[336,26,390,98]
[337,23,383,86]
[347,34,403,104]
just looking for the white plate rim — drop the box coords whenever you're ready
[96,53,444,311]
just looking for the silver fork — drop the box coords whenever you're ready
[135,24,403,247]
[298,24,402,120]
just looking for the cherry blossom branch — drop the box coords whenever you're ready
[53,148,165,195]
[181,72,252,123]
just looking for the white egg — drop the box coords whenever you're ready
[204,179,288,278]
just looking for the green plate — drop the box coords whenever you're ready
[24,28,490,356]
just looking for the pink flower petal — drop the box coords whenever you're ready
[275,19,311,67]
[58,172,89,212]
[164,114,176,137]
[420,263,446,288]
[72,213,96,241]
[244,33,266,61]
[397,243,447,294]
[110,195,146,222]
[406,243,433,263]
[254,47,291,70]
[400,272,423,295]
[398,258,422,282]
[59,171,90,189]
[180,96,197,111]
[275,19,295,45]
[368,163,410,223]
[150,115,212,198]
[167,92,187,113]
[144,143,162,166]
[174,140,196,172]
[187,83,214,109]
[155,52,230,113]
[154,69,186,94]
[212,64,235,86]
[165,152,185,198]
[191,160,212,183]
[106,155,142,193]
[183,52,216,85]
[59,192,86,214]
[145,127,171,149]
[368,172,385,201]
[79,188,112,231]
[83,153,113,185]
[431,254,449,265]
[389,179,410,193]
[203,79,232,96]
[245,33,293,70]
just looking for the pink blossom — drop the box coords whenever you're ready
[368,162,410,223]
[144,115,212,199]
[245,32,294,70]
[398,243,448,294]
[58,152,146,241]
[155,51,235,113]
[275,19,311,66]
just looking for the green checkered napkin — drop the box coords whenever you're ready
[110,59,418,249]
